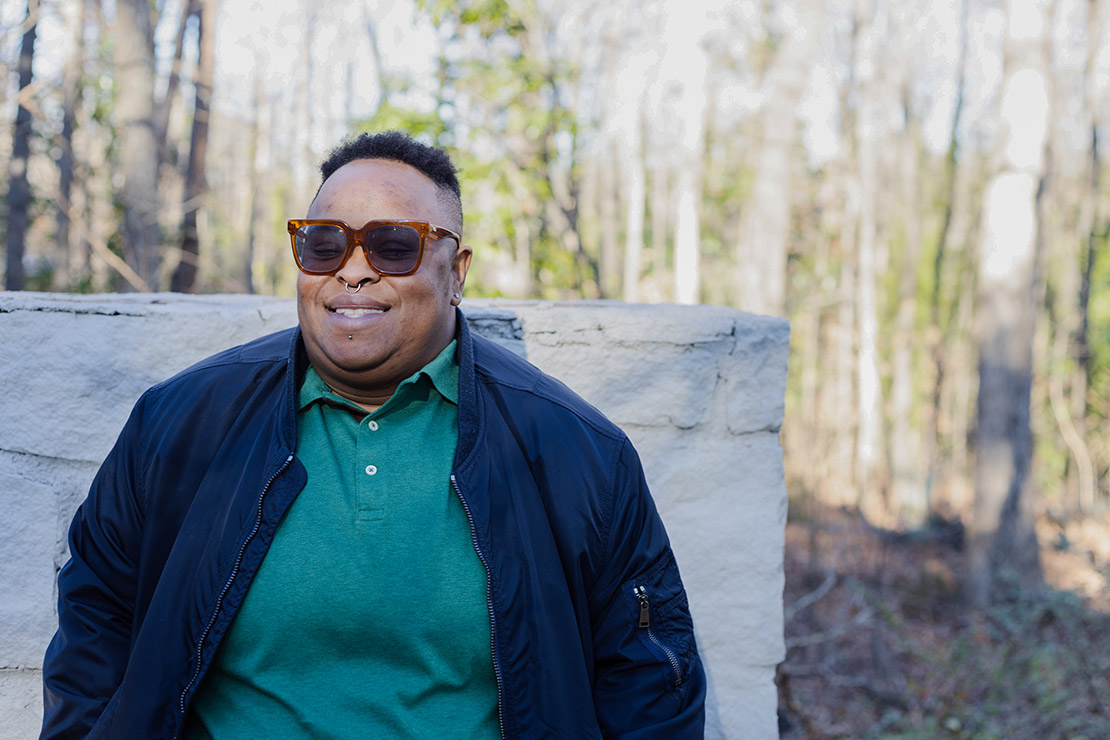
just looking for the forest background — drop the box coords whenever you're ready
[3,0,1110,736]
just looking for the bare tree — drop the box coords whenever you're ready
[665,1,710,305]
[53,0,91,291]
[852,0,885,520]
[927,0,969,514]
[171,0,218,292]
[620,94,647,303]
[244,72,265,295]
[966,0,1052,607]
[1066,0,1108,511]
[734,0,820,316]
[114,0,160,290]
[889,14,928,526]
[4,0,39,290]
[154,0,199,167]
[648,152,670,292]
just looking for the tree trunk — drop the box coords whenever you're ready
[734,0,819,316]
[295,1,318,204]
[154,0,196,167]
[597,40,622,300]
[832,251,858,508]
[852,0,884,521]
[941,243,978,516]
[889,9,928,525]
[599,143,621,299]
[799,228,830,502]
[114,0,160,290]
[621,106,646,303]
[967,0,1051,608]
[820,7,862,511]
[649,156,668,287]
[171,0,217,293]
[5,0,38,291]
[53,0,89,291]
[928,0,968,515]
[666,2,708,305]
[890,99,927,527]
[1070,0,1107,511]
[244,72,264,295]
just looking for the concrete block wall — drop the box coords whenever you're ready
[0,293,789,739]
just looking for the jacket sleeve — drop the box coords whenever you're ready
[40,397,149,740]
[588,438,707,739]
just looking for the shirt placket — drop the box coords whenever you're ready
[356,414,385,522]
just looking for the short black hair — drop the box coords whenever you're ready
[318,130,463,231]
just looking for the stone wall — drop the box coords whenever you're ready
[0,293,789,739]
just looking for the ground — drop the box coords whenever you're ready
[777,504,1110,739]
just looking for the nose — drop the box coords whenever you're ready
[335,243,381,289]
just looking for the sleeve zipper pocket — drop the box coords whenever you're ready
[633,585,684,689]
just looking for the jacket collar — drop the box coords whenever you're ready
[454,308,481,468]
[277,327,307,454]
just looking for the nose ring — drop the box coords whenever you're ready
[343,280,362,294]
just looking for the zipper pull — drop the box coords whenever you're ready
[634,586,650,628]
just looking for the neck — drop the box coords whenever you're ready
[321,379,391,413]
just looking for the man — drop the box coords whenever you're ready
[40,131,705,739]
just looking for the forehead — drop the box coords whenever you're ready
[307,159,445,224]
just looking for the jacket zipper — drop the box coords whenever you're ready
[633,585,684,689]
[451,473,507,740]
[175,453,295,726]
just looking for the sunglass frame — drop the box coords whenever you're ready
[287,218,460,276]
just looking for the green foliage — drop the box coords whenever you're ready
[1087,232,1110,417]
[422,0,525,36]
[358,99,449,146]
[407,0,597,298]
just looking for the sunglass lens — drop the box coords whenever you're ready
[296,224,348,272]
[366,224,422,274]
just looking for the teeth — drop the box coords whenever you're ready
[334,308,384,317]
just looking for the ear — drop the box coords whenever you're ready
[450,245,473,305]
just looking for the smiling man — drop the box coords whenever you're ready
[40,131,706,740]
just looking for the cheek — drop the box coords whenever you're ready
[434,254,461,292]
[297,273,325,302]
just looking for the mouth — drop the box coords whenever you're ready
[330,307,386,318]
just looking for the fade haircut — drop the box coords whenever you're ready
[318,130,464,232]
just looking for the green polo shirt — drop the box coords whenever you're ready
[186,341,499,740]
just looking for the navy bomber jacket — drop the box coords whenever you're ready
[40,310,706,739]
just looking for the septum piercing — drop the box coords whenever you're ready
[343,280,362,294]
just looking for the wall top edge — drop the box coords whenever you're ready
[0,292,789,328]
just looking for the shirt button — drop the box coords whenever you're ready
[365,464,378,476]
[368,420,379,431]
